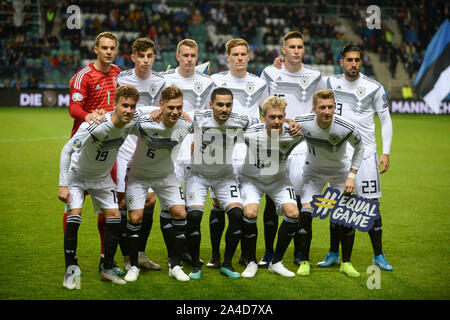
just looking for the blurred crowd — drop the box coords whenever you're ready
[0,0,448,90]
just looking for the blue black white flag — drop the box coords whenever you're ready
[413,19,450,114]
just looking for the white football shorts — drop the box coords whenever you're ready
[126,172,185,211]
[355,152,382,199]
[184,171,242,210]
[65,173,118,214]
[239,175,297,216]
[300,169,347,204]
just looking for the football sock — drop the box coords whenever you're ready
[272,216,298,264]
[98,214,106,255]
[368,216,383,256]
[293,195,303,255]
[171,218,188,267]
[187,208,203,267]
[223,206,243,267]
[139,206,154,252]
[340,225,355,263]
[62,212,68,232]
[297,208,313,261]
[64,214,81,268]
[118,209,129,256]
[127,221,141,267]
[330,222,340,253]
[242,216,258,262]
[103,216,122,270]
[209,205,225,257]
[263,196,278,254]
[160,210,174,258]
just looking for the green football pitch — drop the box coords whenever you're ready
[0,107,449,301]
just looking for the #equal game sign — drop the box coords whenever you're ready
[310,187,380,232]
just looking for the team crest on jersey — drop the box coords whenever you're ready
[245,82,255,93]
[172,128,188,143]
[311,187,380,232]
[280,141,291,150]
[72,93,83,102]
[187,192,195,201]
[73,138,82,149]
[112,76,117,88]
[356,86,366,97]
[149,83,157,96]
[299,76,310,87]
[126,196,134,205]
[194,81,203,93]
[329,133,340,145]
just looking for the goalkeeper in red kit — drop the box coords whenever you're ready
[64,32,124,275]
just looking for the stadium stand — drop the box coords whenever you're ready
[0,0,448,98]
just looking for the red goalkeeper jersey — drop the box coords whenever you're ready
[69,62,121,137]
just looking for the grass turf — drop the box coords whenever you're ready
[0,107,449,300]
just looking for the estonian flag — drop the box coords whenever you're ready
[413,19,450,114]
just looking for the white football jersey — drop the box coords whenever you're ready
[261,64,326,118]
[326,73,391,157]
[59,110,147,186]
[117,69,166,161]
[211,71,268,119]
[161,67,214,112]
[261,63,326,155]
[241,123,303,184]
[190,110,259,177]
[127,111,194,179]
[295,113,364,174]
[118,68,166,106]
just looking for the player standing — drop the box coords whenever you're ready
[58,86,145,288]
[240,96,303,278]
[124,86,194,282]
[66,31,123,275]
[116,38,165,271]
[208,38,268,268]
[320,45,394,271]
[259,31,326,267]
[295,89,364,277]
[160,39,214,264]
[184,87,260,279]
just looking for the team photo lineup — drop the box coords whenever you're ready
[58,25,395,290]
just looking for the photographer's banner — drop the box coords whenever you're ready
[310,187,380,232]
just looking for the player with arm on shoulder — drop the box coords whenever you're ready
[319,45,394,270]
[124,86,194,282]
[184,87,261,279]
[116,37,165,272]
[295,89,364,278]
[65,32,124,275]
[160,39,214,264]
[240,96,303,278]
[259,31,327,267]
[208,38,269,268]
[58,86,143,289]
